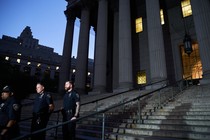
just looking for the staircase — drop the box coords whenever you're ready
[76,85,210,140]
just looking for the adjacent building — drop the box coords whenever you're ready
[0,26,94,90]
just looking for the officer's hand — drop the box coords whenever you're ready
[0,129,8,137]
[0,129,7,140]
[71,116,77,120]
[49,104,54,112]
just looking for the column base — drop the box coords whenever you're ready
[200,79,210,85]
[200,71,210,85]
[89,86,106,95]
[75,88,88,95]
[113,82,133,93]
[146,79,167,90]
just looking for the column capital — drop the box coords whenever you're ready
[64,9,76,21]
[80,0,96,10]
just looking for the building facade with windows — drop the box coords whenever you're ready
[0,26,94,89]
[59,0,210,94]
[0,26,61,80]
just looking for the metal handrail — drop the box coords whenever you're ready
[19,79,168,122]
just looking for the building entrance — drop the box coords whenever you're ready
[181,43,203,84]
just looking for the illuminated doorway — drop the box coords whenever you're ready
[181,43,203,81]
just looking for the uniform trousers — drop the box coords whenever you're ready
[31,113,50,140]
[62,111,76,140]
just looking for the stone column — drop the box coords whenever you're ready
[146,0,167,86]
[113,11,119,91]
[30,66,36,76]
[191,0,210,84]
[93,0,108,93]
[59,10,75,92]
[75,7,90,94]
[50,70,55,79]
[118,0,133,91]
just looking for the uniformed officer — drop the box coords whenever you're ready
[0,86,21,140]
[61,81,80,140]
[31,82,54,140]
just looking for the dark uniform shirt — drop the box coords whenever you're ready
[63,90,80,115]
[0,96,21,140]
[0,96,21,126]
[33,92,53,114]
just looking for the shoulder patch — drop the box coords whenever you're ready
[76,93,80,98]
[13,104,20,111]
[47,94,51,98]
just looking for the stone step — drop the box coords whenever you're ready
[109,128,210,140]
[108,132,204,140]
[77,122,210,134]
[153,111,210,116]
[141,115,210,120]
[160,108,210,112]
[140,119,210,126]
[118,123,210,133]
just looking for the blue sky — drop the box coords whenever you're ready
[0,0,95,59]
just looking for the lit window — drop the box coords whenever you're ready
[37,63,41,67]
[48,66,50,69]
[56,66,59,70]
[136,17,143,33]
[27,62,31,65]
[5,56,9,61]
[17,59,21,63]
[17,53,21,56]
[137,70,146,84]
[88,72,91,76]
[73,69,76,73]
[181,0,192,17]
[160,9,165,25]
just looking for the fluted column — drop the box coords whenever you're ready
[118,0,133,90]
[50,70,55,79]
[30,67,36,76]
[59,10,75,92]
[191,0,210,84]
[146,0,167,85]
[113,11,119,90]
[75,7,90,94]
[93,0,108,93]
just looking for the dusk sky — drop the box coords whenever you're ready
[0,0,95,59]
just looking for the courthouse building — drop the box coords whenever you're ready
[59,0,210,94]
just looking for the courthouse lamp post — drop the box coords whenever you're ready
[183,33,193,85]
[183,33,193,55]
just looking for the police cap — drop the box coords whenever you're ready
[1,85,13,94]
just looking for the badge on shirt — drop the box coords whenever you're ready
[0,103,5,110]
[47,94,51,98]
[13,104,20,111]
[76,93,80,98]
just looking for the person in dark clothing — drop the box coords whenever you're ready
[61,81,80,140]
[31,83,54,140]
[0,86,21,140]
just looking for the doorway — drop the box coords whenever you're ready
[181,43,203,83]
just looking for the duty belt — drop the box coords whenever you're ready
[65,110,73,114]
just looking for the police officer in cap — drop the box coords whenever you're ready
[31,82,54,140]
[61,81,80,140]
[0,85,21,140]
